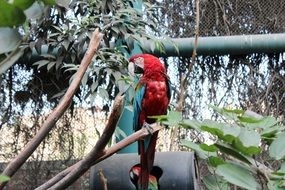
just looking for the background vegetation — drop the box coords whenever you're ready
[1,0,285,189]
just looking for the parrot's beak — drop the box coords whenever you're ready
[128,57,144,74]
[134,64,144,74]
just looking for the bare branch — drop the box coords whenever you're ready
[47,95,124,189]
[35,113,164,189]
[35,95,124,189]
[99,169,108,190]
[0,29,104,189]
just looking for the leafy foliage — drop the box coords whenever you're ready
[164,106,285,189]
[0,175,10,183]
[0,1,161,188]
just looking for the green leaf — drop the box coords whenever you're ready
[0,27,21,54]
[267,180,284,190]
[42,0,56,5]
[242,115,278,130]
[238,129,260,147]
[233,139,261,156]
[0,48,24,74]
[201,120,240,143]
[209,105,240,120]
[207,156,225,167]
[181,139,216,159]
[13,0,35,10]
[258,116,278,128]
[163,111,182,126]
[215,143,252,164]
[148,115,168,121]
[201,121,224,137]
[223,108,244,114]
[262,125,283,139]
[180,119,201,131]
[216,163,260,190]
[221,124,241,143]
[0,0,26,27]
[238,116,261,123]
[0,175,10,183]
[200,144,217,152]
[203,174,228,190]
[269,132,285,160]
[233,129,261,155]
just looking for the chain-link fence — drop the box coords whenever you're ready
[154,0,285,120]
[158,0,285,37]
[1,0,285,189]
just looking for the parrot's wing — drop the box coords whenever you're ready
[133,83,145,131]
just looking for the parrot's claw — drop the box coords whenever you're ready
[142,122,154,134]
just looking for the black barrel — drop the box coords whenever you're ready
[90,151,199,190]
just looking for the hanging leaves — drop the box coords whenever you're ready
[179,106,285,189]
[216,163,260,190]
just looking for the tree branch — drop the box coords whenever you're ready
[0,29,104,190]
[46,95,124,189]
[35,107,163,190]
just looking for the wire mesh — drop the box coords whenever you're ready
[1,1,285,188]
[157,0,285,37]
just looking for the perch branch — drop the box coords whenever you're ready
[35,107,163,189]
[0,29,104,190]
[47,95,124,189]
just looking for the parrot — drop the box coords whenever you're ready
[130,166,158,190]
[129,54,171,190]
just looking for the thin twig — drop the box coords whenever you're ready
[170,0,200,150]
[99,169,108,190]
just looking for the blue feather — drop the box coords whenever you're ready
[133,84,145,131]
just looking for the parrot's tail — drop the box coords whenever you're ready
[139,132,158,190]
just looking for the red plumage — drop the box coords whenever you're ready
[129,54,170,190]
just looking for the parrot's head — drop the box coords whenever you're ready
[129,54,166,75]
[129,166,140,183]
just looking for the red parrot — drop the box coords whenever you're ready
[129,54,171,190]
[130,166,158,190]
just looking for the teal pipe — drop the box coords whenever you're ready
[32,33,285,58]
[142,33,285,56]
[115,0,143,153]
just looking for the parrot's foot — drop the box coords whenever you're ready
[142,122,154,134]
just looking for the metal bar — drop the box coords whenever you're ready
[142,33,285,57]
[34,33,285,59]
